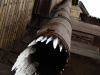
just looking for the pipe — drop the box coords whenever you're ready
[12,0,72,75]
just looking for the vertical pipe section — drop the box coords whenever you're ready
[12,0,72,75]
[31,0,72,74]
[35,0,72,54]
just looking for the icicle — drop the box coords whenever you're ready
[12,46,36,71]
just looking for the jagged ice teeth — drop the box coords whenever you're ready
[60,71,62,74]
[59,44,63,52]
[65,64,67,67]
[35,73,37,75]
[66,50,67,52]
[37,30,40,33]
[28,40,37,47]
[46,36,53,44]
[36,36,44,42]
[66,59,68,63]
[41,36,47,42]
[53,38,59,49]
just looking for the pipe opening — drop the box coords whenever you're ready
[32,40,68,75]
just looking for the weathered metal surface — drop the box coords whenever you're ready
[54,10,70,20]
[37,21,72,50]
[63,0,72,9]
[57,5,71,15]
[36,0,72,51]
